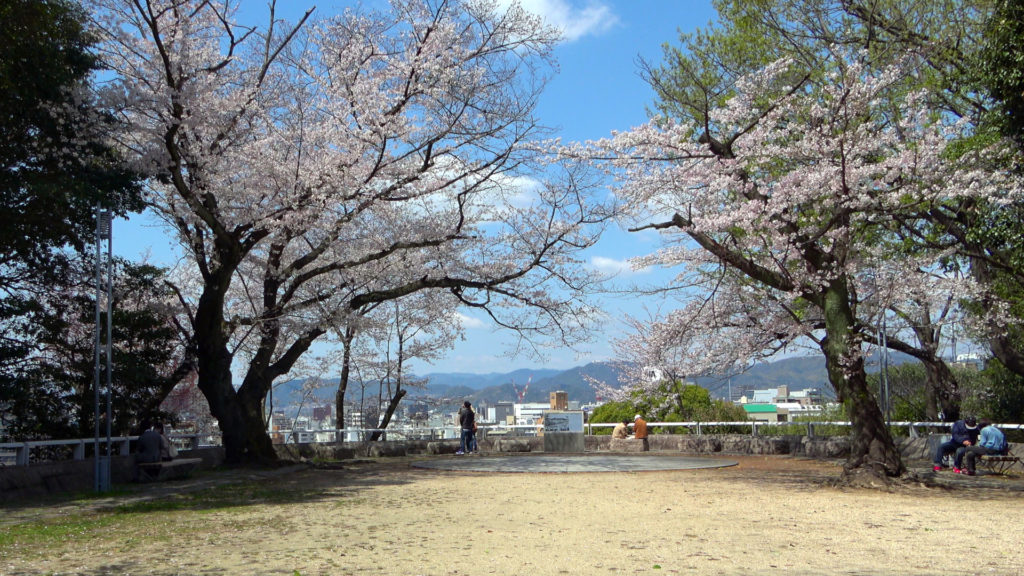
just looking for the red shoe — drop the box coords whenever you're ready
[933,465,943,472]
[953,467,964,474]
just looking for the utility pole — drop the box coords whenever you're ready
[94,207,113,492]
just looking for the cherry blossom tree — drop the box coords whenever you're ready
[607,242,976,424]
[653,0,1024,397]
[586,54,1021,479]
[93,0,609,463]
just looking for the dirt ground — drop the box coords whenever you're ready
[2,454,1023,576]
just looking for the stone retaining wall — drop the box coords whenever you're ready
[274,434,937,462]
[3,435,936,501]
[0,447,224,503]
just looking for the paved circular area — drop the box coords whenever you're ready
[411,453,738,473]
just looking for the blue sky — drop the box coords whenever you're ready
[113,0,719,375]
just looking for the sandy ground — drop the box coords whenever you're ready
[2,455,1023,576]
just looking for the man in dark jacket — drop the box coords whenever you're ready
[458,401,476,455]
[963,418,1009,476]
[137,422,162,464]
[933,415,980,473]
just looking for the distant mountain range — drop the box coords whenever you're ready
[266,353,885,411]
[413,362,624,405]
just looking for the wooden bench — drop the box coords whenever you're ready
[978,447,1021,475]
[136,458,202,482]
[978,454,1021,475]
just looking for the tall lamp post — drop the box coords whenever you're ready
[93,207,113,492]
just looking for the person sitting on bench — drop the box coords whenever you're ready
[612,419,630,439]
[137,421,163,464]
[155,421,178,461]
[933,415,980,472]
[963,418,1008,476]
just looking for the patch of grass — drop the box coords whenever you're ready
[0,515,119,548]
[115,499,194,514]
[68,487,135,501]
[3,476,337,552]
[106,481,325,516]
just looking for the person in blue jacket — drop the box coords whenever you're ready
[962,419,1009,476]
[933,415,980,473]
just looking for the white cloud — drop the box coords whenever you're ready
[457,312,487,329]
[591,255,649,276]
[516,0,619,42]
[500,173,545,209]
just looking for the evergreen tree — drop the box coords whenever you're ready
[1,0,145,439]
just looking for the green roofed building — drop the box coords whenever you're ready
[743,404,786,423]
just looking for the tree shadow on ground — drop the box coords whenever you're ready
[0,459,416,522]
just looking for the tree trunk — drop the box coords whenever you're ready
[335,326,355,434]
[920,356,960,421]
[193,275,279,465]
[908,318,960,421]
[821,281,904,479]
[971,256,1024,378]
[990,333,1024,379]
[369,387,406,442]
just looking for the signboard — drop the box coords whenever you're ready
[543,410,584,433]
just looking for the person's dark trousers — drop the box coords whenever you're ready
[934,439,965,468]
[460,428,472,453]
[964,445,998,474]
[953,445,968,468]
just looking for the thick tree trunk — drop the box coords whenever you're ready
[821,281,904,479]
[920,357,960,421]
[193,275,279,465]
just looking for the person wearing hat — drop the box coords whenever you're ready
[962,418,1009,476]
[932,415,981,473]
[633,414,649,452]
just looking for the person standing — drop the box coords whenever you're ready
[633,414,649,452]
[469,410,479,453]
[458,401,476,455]
[963,419,1008,476]
[933,415,980,472]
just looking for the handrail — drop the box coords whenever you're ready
[0,433,210,467]
[3,421,1021,467]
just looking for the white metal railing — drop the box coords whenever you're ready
[3,421,1021,467]
[0,433,214,467]
[584,420,1024,437]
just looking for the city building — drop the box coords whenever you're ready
[739,385,825,407]
[549,391,568,411]
[488,401,516,425]
[743,404,781,422]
